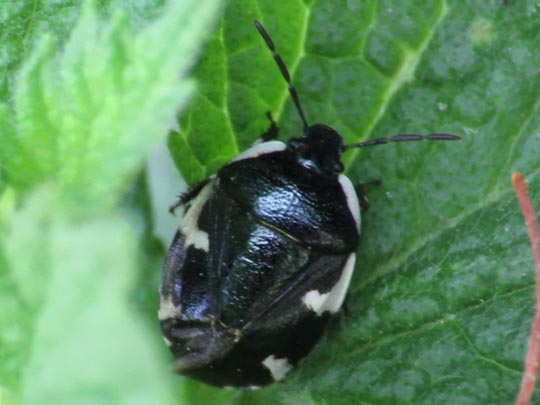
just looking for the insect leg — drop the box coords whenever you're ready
[259,111,279,142]
[169,177,212,214]
[355,179,382,212]
[341,294,352,318]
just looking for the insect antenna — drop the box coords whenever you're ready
[342,133,461,150]
[254,21,309,131]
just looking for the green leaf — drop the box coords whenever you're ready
[6,187,179,404]
[0,0,168,102]
[0,0,222,213]
[169,0,540,403]
[0,0,222,402]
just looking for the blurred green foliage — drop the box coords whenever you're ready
[1,0,540,404]
[0,0,221,403]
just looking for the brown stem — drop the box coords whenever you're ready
[512,172,540,405]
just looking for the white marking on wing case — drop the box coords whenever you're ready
[338,174,361,229]
[302,253,356,316]
[180,182,214,251]
[158,296,179,320]
[231,141,286,162]
[262,355,293,381]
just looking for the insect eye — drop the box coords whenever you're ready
[334,161,344,173]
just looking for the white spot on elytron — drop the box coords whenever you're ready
[262,355,293,381]
[338,174,361,229]
[180,182,213,251]
[302,253,356,316]
[231,141,286,162]
[302,290,327,315]
[158,296,179,320]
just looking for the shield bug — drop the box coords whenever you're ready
[159,21,460,388]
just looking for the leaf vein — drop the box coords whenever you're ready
[348,284,532,356]
[353,165,540,291]
[452,321,522,375]
[488,83,540,195]
[218,22,239,155]
[345,0,449,173]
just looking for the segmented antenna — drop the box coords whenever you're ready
[254,21,309,131]
[342,133,461,150]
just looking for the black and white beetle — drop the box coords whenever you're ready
[159,21,460,388]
